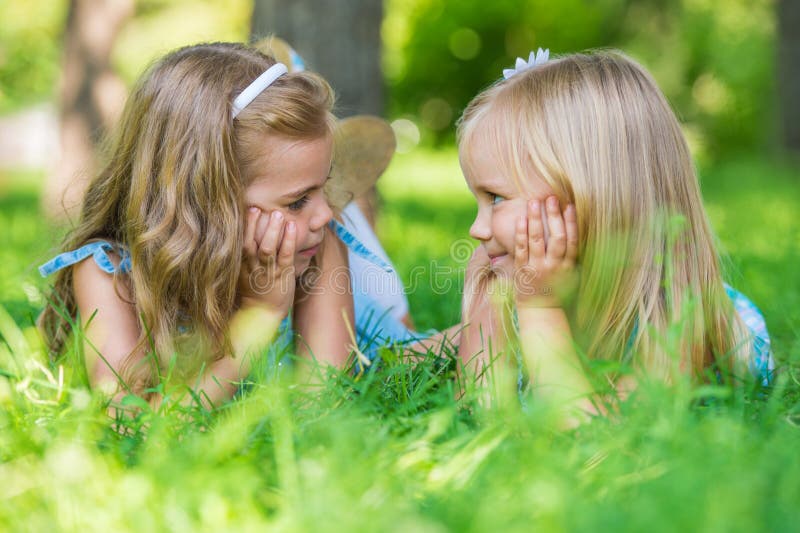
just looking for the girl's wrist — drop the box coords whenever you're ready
[515,292,562,310]
[517,304,566,317]
[516,305,568,330]
[229,302,284,361]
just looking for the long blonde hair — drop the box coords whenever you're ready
[39,42,335,392]
[458,50,749,382]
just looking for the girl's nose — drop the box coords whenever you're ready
[469,210,491,242]
[309,195,334,232]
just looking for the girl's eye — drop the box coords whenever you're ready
[490,193,505,205]
[287,195,310,211]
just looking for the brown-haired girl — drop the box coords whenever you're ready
[38,42,361,408]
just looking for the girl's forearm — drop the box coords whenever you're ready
[100,299,283,415]
[293,231,354,370]
[189,304,284,408]
[517,307,598,423]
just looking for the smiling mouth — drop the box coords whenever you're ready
[488,253,508,265]
[298,242,321,257]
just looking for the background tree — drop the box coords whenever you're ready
[42,0,133,220]
[251,0,384,117]
[382,0,776,157]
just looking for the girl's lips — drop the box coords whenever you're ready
[489,253,508,265]
[298,244,320,258]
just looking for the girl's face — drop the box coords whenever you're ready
[244,134,334,275]
[460,139,556,278]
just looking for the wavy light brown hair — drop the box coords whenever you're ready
[458,50,750,382]
[39,42,335,390]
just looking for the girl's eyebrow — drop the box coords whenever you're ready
[280,185,315,201]
[474,177,509,194]
[279,173,330,200]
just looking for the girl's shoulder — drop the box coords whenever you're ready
[724,284,774,386]
[49,239,136,324]
[39,239,131,278]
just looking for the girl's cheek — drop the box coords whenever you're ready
[491,210,515,251]
[293,220,308,250]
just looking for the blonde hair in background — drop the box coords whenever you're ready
[458,50,750,382]
[39,42,335,395]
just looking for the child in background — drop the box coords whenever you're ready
[37,42,383,409]
[456,49,773,417]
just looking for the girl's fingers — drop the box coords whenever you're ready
[253,210,271,246]
[277,221,296,269]
[545,195,567,260]
[528,199,546,259]
[514,215,528,270]
[258,211,285,262]
[243,207,260,258]
[564,203,579,263]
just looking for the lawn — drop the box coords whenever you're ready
[0,150,798,531]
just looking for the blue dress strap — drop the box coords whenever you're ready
[39,240,132,277]
[328,219,393,273]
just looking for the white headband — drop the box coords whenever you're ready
[231,62,288,119]
[503,48,550,79]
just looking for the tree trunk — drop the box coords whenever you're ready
[43,0,133,221]
[778,0,800,154]
[251,0,384,117]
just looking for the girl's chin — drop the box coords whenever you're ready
[293,257,313,277]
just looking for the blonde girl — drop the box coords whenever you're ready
[456,49,773,416]
[38,42,361,408]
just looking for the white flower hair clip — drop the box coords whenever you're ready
[502,48,550,80]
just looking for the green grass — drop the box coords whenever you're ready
[0,152,799,531]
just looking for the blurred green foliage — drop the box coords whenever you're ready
[0,172,61,326]
[0,3,797,528]
[112,0,250,83]
[0,0,249,115]
[0,0,780,160]
[0,0,68,113]
[383,0,777,158]
[0,151,798,530]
